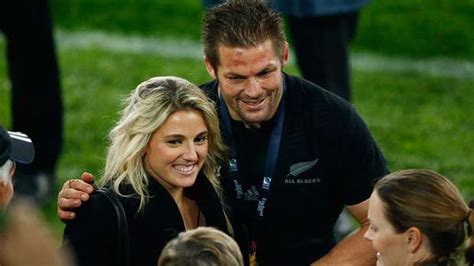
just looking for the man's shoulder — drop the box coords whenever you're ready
[285,74,353,117]
[286,74,344,99]
[199,80,219,101]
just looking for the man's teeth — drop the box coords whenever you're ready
[242,99,264,105]
[174,165,194,172]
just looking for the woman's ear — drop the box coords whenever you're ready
[406,227,423,253]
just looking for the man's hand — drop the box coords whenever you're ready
[57,172,95,220]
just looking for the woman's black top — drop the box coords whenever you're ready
[62,174,229,266]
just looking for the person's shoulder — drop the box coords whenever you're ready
[199,80,219,101]
[68,189,123,225]
[285,74,353,116]
[62,189,123,243]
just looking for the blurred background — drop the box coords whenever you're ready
[0,0,473,238]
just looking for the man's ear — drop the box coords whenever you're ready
[282,41,289,67]
[204,56,217,79]
[406,227,423,253]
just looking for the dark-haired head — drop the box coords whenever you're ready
[365,169,473,265]
[202,0,287,70]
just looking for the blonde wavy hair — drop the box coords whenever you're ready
[100,77,227,216]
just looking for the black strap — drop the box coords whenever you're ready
[219,78,287,255]
[96,188,131,266]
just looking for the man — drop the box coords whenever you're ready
[204,0,366,101]
[57,1,387,264]
[203,0,366,239]
[0,125,35,209]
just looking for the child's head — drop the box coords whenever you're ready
[158,227,243,266]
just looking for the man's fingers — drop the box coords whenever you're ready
[69,179,94,194]
[58,197,82,209]
[57,208,76,220]
[57,197,81,221]
[63,187,90,201]
[59,178,93,198]
[57,197,82,221]
[56,173,96,221]
[61,179,70,190]
[81,172,95,184]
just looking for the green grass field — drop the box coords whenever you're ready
[49,0,474,60]
[1,0,473,238]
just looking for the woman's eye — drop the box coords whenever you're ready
[195,135,208,143]
[167,139,182,145]
[369,224,377,232]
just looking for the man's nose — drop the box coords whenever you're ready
[244,78,262,98]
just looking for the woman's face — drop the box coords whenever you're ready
[365,190,409,266]
[144,109,209,192]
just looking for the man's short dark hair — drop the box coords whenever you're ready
[202,0,287,69]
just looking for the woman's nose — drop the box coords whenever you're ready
[182,143,198,161]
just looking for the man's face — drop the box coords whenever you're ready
[205,40,288,127]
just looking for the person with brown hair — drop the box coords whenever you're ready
[158,226,244,266]
[365,169,474,266]
[204,0,367,101]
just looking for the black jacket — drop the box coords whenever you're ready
[63,174,229,266]
[200,73,388,265]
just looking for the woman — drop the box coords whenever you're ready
[365,169,473,266]
[63,76,232,266]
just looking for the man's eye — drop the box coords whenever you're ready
[259,71,271,77]
[259,69,276,78]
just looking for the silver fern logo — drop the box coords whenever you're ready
[285,158,321,184]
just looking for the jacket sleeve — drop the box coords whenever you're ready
[62,193,120,266]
